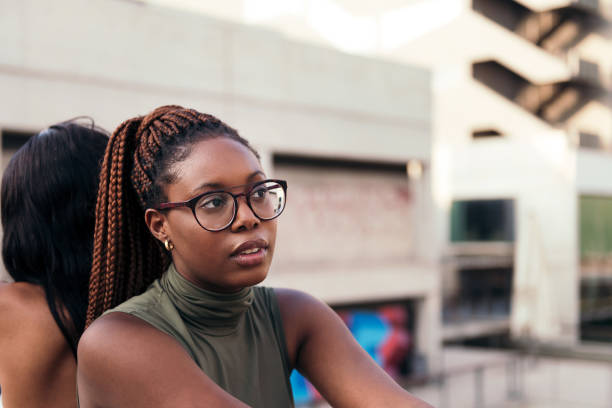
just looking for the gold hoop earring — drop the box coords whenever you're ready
[164,239,175,252]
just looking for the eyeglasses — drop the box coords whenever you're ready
[155,179,287,232]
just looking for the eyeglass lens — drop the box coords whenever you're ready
[194,181,285,230]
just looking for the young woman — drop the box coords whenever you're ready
[77,105,432,408]
[0,121,108,408]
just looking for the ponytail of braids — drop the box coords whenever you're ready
[85,116,164,325]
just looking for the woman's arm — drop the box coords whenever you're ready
[276,288,433,408]
[77,312,250,408]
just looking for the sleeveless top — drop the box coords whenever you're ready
[105,264,295,408]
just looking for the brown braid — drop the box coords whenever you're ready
[85,105,258,326]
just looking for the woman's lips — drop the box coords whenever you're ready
[230,239,269,267]
[230,247,267,267]
[230,238,268,256]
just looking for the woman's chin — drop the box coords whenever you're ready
[236,268,269,288]
[216,268,268,292]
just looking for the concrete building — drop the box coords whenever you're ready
[411,0,612,347]
[161,0,612,347]
[388,0,612,346]
[0,0,439,381]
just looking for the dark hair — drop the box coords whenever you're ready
[1,120,108,357]
[86,105,259,326]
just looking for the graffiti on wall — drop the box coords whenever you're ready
[290,304,412,405]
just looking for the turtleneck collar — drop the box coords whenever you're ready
[160,263,254,336]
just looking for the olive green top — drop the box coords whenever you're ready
[106,264,294,408]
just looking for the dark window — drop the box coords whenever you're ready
[578,132,602,149]
[2,130,33,151]
[580,278,612,342]
[579,196,612,342]
[450,199,515,242]
[472,129,503,139]
[444,267,513,324]
[273,154,407,175]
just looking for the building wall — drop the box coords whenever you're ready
[0,0,439,367]
[0,0,430,161]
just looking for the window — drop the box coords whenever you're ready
[450,199,515,242]
[2,129,33,151]
[579,196,612,341]
[472,129,503,139]
[444,267,513,323]
[578,132,602,149]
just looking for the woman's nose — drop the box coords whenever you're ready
[230,196,259,232]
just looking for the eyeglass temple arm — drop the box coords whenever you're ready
[156,201,189,210]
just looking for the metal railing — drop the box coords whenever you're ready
[403,353,526,408]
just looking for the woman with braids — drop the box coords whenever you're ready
[0,120,108,408]
[77,105,432,408]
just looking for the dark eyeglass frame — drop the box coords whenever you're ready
[154,179,288,232]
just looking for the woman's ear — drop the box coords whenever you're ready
[144,208,168,243]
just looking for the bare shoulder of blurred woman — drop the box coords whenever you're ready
[0,281,78,407]
[0,120,108,408]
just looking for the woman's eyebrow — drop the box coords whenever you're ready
[189,171,266,196]
[189,182,224,196]
[247,170,266,181]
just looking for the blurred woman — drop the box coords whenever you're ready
[0,120,108,408]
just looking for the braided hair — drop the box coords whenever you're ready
[86,105,259,326]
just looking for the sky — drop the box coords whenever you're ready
[146,0,463,54]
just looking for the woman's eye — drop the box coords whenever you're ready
[251,188,268,200]
[201,195,227,209]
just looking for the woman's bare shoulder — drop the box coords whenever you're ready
[0,282,64,345]
[271,288,330,365]
[77,312,169,358]
[77,312,250,408]
[0,280,46,308]
[273,288,331,332]
[0,282,77,407]
[273,288,322,311]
